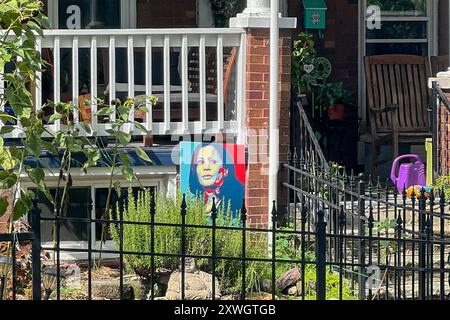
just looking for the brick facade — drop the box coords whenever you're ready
[245,29,292,228]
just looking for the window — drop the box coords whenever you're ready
[363,0,434,56]
[29,184,157,244]
[58,0,121,29]
[31,187,91,242]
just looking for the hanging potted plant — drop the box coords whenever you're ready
[291,32,317,100]
[316,82,351,120]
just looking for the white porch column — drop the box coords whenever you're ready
[230,0,296,28]
[243,0,271,15]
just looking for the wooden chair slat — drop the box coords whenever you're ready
[362,54,432,173]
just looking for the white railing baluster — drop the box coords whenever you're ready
[109,36,116,121]
[181,35,188,132]
[90,36,98,129]
[145,36,152,131]
[72,36,79,124]
[35,37,42,114]
[216,35,224,130]
[35,29,244,138]
[127,35,135,131]
[236,34,246,144]
[199,35,206,130]
[163,35,171,132]
[53,36,61,132]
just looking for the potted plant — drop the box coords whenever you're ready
[316,82,351,120]
[291,32,317,99]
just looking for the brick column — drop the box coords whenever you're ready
[231,10,296,228]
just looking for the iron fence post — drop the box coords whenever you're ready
[31,198,41,301]
[432,81,438,180]
[358,181,366,300]
[418,190,427,300]
[316,210,326,300]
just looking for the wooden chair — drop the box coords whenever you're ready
[431,55,449,76]
[361,54,432,173]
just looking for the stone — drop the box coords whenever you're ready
[125,276,150,300]
[261,279,272,293]
[165,271,221,300]
[276,268,301,293]
[91,279,134,300]
[287,286,298,296]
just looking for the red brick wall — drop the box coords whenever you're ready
[0,189,13,233]
[288,0,359,104]
[137,0,197,28]
[245,29,292,228]
[439,0,449,56]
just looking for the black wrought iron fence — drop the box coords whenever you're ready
[0,192,338,301]
[432,81,450,180]
[283,150,450,300]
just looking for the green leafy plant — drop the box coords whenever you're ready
[209,0,242,27]
[315,82,351,109]
[434,175,450,200]
[292,32,317,94]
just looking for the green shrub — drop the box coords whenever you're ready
[110,189,270,294]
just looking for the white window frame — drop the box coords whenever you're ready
[47,0,137,29]
[22,166,177,260]
[358,0,437,121]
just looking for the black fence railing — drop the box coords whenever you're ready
[432,81,450,180]
[1,192,344,301]
[283,150,450,300]
[0,201,41,300]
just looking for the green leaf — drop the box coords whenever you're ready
[27,167,45,185]
[0,171,18,189]
[48,113,63,123]
[96,107,113,116]
[13,197,30,221]
[113,181,121,197]
[0,126,15,134]
[115,131,131,146]
[135,147,152,163]
[121,165,134,181]
[0,196,9,218]
[134,122,148,134]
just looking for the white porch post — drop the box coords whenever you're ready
[269,0,279,216]
[244,0,271,14]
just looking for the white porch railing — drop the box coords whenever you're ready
[3,28,247,138]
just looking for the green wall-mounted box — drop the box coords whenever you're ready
[302,0,327,29]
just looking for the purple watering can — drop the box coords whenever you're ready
[391,154,426,194]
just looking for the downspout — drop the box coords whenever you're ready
[269,0,279,216]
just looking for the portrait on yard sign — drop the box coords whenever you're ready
[180,142,246,217]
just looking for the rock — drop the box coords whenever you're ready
[276,268,301,293]
[296,281,303,296]
[126,276,151,300]
[221,295,238,300]
[246,292,278,300]
[287,286,298,296]
[92,280,134,300]
[165,271,221,300]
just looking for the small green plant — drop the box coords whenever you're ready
[434,175,450,200]
[292,32,317,94]
[315,82,351,109]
